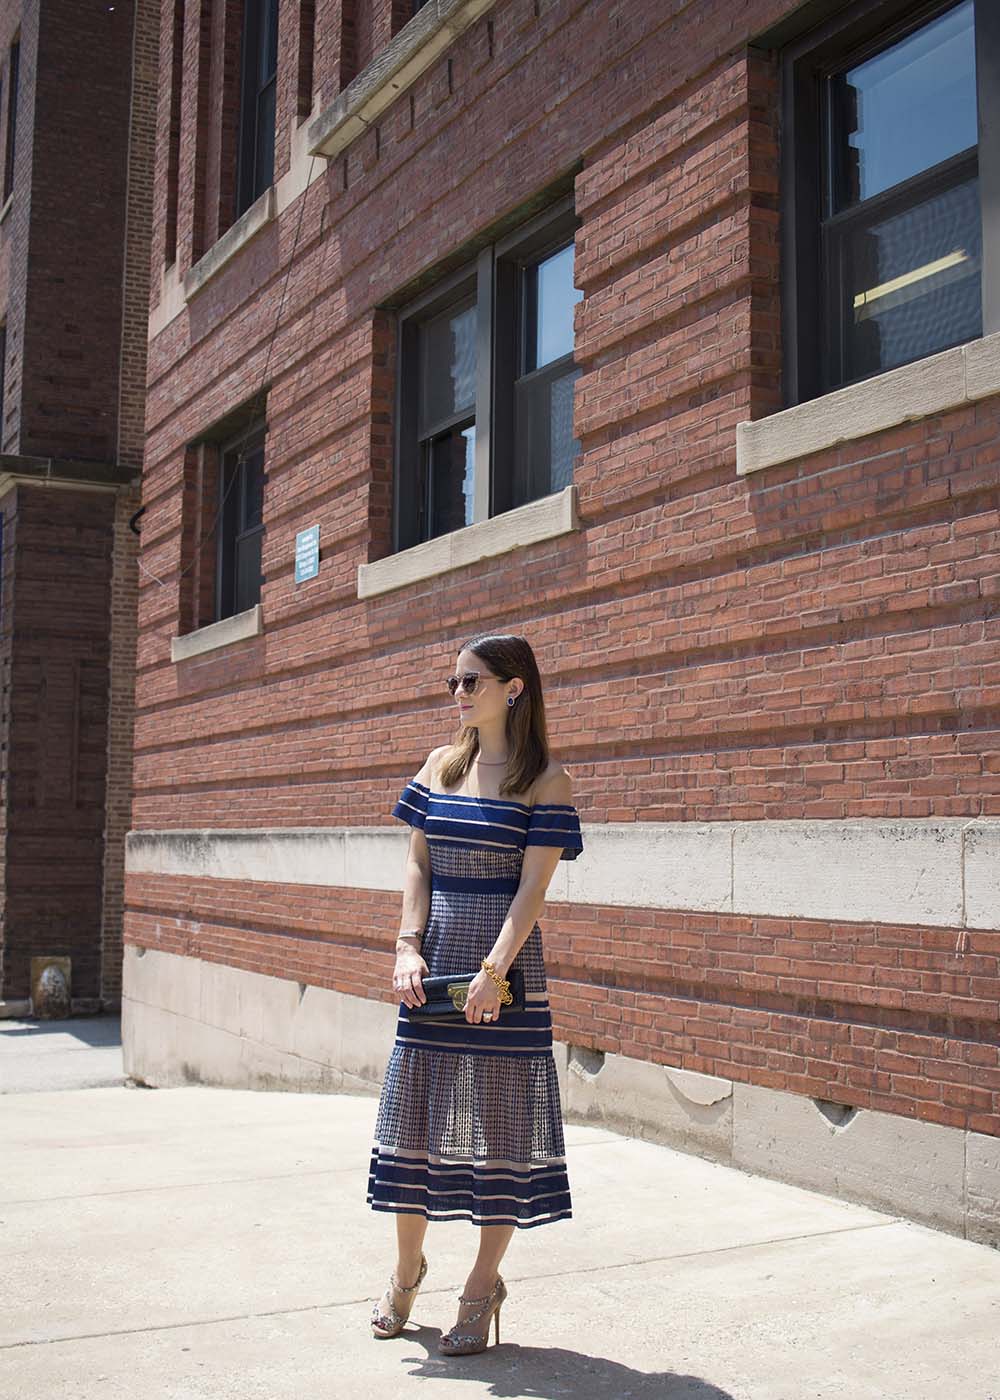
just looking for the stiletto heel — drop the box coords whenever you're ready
[370,1253,428,1339]
[438,1275,507,1355]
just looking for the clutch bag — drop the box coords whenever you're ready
[408,966,526,1021]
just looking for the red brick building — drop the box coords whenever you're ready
[125,0,1000,1246]
[0,0,157,1016]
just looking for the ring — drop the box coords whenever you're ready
[483,1012,493,1021]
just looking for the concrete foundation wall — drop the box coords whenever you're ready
[122,944,1000,1251]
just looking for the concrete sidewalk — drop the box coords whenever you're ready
[2,1084,998,1399]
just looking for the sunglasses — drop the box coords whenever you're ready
[446,671,491,696]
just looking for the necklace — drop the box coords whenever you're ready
[474,755,509,764]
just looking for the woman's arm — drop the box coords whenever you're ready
[394,828,431,1008]
[397,825,431,942]
[392,746,446,1007]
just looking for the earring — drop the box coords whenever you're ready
[507,695,515,707]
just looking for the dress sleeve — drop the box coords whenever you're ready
[392,778,430,829]
[524,802,583,860]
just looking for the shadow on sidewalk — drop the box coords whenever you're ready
[398,1333,736,1398]
[1,1015,122,1048]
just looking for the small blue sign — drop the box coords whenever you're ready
[295,524,320,583]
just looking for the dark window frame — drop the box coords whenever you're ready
[216,421,266,621]
[3,37,19,203]
[493,205,581,517]
[235,0,279,219]
[395,260,485,550]
[780,0,1000,406]
[393,195,579,553]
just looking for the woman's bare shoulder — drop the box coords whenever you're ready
[413,744,452,788]
[530,759,574,806]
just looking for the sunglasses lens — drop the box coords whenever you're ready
[463,674,478,694]
[446,677,458,695]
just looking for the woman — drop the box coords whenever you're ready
[367,632,583,1355]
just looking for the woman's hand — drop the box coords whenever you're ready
[392,942,428,1008]
[463,969,502,1025]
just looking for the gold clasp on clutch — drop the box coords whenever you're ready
[448,983,469,1011]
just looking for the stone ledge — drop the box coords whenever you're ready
[736,329,1000,476]
[0,452,137,491]
[124,816,1000,932]
[307,0,499,160]
[170,604,263,663]
[358,484,580,598]
[183,186,276,302]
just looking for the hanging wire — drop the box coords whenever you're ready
[137,153,320,593]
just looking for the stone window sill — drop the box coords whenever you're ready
[183,187,276,302]
[171,604,263,662]
[357,485,579,599]
[307,0,499,161]
[736,329,1000,476]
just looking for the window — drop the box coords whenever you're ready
[498,239,582,512]
[409,294,478,540]
[394,197,581,551]
[217,423,265,619]
[236,0,278,218]
[4,37,19,203]
[781,0,1000,404]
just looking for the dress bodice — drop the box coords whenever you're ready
[392,778,583,867]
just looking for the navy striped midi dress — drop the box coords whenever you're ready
[366,776,584,1228]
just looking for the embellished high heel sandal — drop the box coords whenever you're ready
[438,1275,507,1355]
[370,1253,428,1339]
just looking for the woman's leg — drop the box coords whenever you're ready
[445,1223,514,1335]
[395,1211,429,1285]
[375,1213,429,1328]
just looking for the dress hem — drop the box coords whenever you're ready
[367,1199,573,1229]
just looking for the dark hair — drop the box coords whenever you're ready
[438,633,550,799]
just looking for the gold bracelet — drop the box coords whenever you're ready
[481,958,513,1005]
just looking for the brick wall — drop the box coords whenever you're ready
[102,0,157,1004]
[126,873,1000,1137]
[0,1,37,456]
[129,0,1000,1135]
[4,484,116,1003]
[100,480,142,1007]
[18,0,134,462]
[0,1,154,1008]
[205,0,242,247]
[0,488,13,993]
[118,0,160,470]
